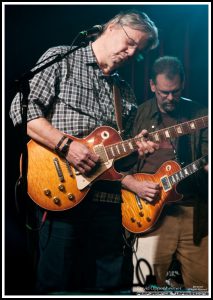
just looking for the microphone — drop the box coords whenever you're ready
[80,25,103,37]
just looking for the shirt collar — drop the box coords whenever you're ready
[83,43,121,82]
[83,42,98,65]
[150,96,161,118]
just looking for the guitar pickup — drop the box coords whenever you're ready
[161,175,172,192]
[53,158,65,182]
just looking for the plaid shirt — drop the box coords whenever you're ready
[10,43,137,203]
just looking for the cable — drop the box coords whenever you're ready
[123,233,155,289]
[15,176,47,231]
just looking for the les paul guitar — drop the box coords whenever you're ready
[22,115,208,211]
[121,155,208,234]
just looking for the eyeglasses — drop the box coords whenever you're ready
[155,86,182,99]
[119,23,139,50]
[119,23,145,62]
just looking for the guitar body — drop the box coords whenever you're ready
[24,126,123,211]
[121,160,182,234]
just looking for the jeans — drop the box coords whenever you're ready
[35,196,129,294]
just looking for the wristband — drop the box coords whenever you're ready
[60,138,73,157]
[54,135,67,153]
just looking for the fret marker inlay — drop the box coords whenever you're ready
[122,144,126,152]
[154,133,160,141]
[184,169,189,175]
[189,122,196,129]
[176,126,183,134]
[116,145,120,154]
[165,130,170,138]
[128,142,134,150]
[110,147,115,157]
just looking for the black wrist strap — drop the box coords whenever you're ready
[60,138,73,157]
[55,135,67,153]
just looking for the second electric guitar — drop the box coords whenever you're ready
[23,115,207,211]
[121,155,208,234]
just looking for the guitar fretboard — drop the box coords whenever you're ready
[169,155,208,186]
[105,116,208,160]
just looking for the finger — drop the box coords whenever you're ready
[147,141,160,152]
[138,129,149,138]
[146,183,161,190]
[88,152,99,163]
[75,165,87,175]
[142,141,157,153]
[78,145,99,163]
[147,191,159,198]
[143,196,154,203]
[137,145,150,156]
[80,162,93,173]
[85,158,97,168]
[139,141,159,155]
[138,149,146,156]
[136,141,146,150]
[146,143,155,153]
[74,160,93,174]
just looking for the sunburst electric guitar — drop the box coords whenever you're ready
[22,115,208,211]
[121,155,208,234]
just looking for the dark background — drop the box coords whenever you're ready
[4,3,209,295]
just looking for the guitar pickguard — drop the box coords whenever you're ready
[75,159,114,190]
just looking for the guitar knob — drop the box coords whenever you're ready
[67,193,75,201]
[58,184,65,192]
[53,197,61,205]
[139,212,144,217]
[146,217,151,222]
[130,217,136,223]
[44,189,51,196]
[137,222,142,227]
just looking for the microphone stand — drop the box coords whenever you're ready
[16,40,88,220]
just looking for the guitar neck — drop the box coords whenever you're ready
[149,115,208,143]
[168,155,208,186]
[105,115,208,160]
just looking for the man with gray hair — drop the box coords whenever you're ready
[10,9,159,294]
